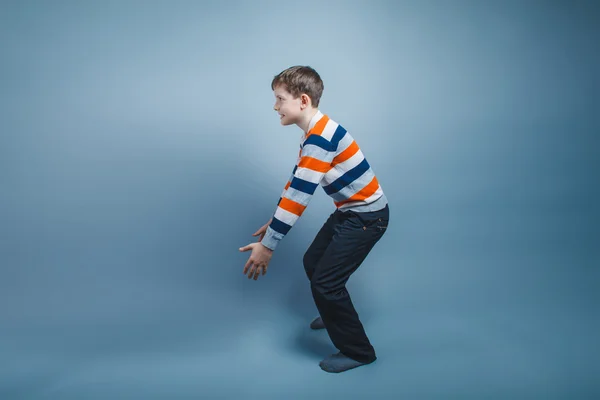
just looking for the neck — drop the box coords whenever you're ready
[298,108,319,134]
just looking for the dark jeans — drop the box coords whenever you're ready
[303,204,389,363]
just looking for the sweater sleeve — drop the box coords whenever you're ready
[276,165,297,207]
[261,134,337,251]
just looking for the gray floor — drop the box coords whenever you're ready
[1,207,598,399]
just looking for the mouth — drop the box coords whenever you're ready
[279,114,285,119]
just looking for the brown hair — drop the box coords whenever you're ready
[271,65,324,107]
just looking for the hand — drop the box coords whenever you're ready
[239,242,274,280]
[252,218,273,242]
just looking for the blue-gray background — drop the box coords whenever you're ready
[1,0,598,398]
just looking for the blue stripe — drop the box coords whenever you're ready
[270,217,291,235]
[303,134,336,152]
[330,125,346,147]
[292,164,297,175]
[323,158,370,195]
[290,176,319,195]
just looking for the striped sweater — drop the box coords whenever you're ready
[261,110,388,251]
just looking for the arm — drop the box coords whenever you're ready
[276,165,297,207]
[261,134,337,251]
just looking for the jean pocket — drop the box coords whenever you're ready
[375,218,389,231]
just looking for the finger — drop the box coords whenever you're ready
[253,265,262,280]
[262,265,267,275]
[239,243,254,252]
[247,263,256,279]
[253,226,266,236]
[243,258,252,274]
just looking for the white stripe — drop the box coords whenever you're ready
[334,185,360,201]
[333,170,375,200]
[295,166,327,184]
[321,149,365,185]
[284,187,313,206]
[302,142,330,161]
[335,133,354,154]
[274,207,301,225]
[320,119,338,141]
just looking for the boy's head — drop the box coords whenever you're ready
[272,65,324,127]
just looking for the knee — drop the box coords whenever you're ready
[311,276,347,300]
[310,277,331,298]
[310,277,323,296]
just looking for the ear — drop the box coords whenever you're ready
[300,93,312,110]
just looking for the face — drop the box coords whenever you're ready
[273,85,302,126]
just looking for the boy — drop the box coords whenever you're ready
[239,66,389,373]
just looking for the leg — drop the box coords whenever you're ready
[311,206,389,365]
[303,210,339,281]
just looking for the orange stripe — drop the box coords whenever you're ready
[298,156,331,173]
[332,141,359,167]
[335,177,380,207]
[308,115,329,135]
[284,181,291,190]
[279,197,306,217]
